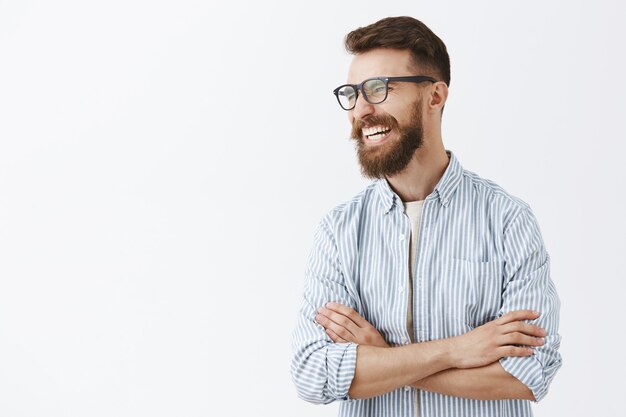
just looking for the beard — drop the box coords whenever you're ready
[350,99,424,179]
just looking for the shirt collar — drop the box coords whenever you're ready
[375,150,463,215]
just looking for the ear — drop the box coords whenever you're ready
[426,81,449,115]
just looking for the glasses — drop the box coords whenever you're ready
[333,76,438,110]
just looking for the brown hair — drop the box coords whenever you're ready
[345,16,451,86]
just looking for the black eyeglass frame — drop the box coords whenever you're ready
[332,75,438,110]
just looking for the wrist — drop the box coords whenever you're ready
[416,337,458,372]
[437,336,459,369]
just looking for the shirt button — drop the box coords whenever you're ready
[399,233,405,241]
[404,385,411,392]
[398,285,405,293]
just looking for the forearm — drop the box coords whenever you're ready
[316,303,547,402]
[348,339,454,399]
[411,361,535,401]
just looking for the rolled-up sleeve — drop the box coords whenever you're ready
[498,208,563,402]
[290,216,358,404]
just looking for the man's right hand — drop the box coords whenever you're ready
[449,310,546,369]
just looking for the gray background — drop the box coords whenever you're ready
[1,0,624,416]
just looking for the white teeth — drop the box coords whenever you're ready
[363,125,391,139]
[367,132,387,141]
[363,126,388,136]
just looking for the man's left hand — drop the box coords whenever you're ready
[315,302,390,348]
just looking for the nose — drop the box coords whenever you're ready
[350,94,375,121]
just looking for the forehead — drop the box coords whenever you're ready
[347,48,416,83]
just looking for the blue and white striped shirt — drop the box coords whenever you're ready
[291,151,562,417]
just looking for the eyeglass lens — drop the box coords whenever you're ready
[337,79,387,109]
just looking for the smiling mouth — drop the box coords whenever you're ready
[362,125,392,142]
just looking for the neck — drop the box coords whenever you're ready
[384,140,449,202]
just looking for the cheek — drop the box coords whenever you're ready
[377,102,402,120]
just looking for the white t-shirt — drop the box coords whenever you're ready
[402,199,425,342]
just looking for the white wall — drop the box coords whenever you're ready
[1,1,624,416]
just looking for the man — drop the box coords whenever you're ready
[291,16,562,417]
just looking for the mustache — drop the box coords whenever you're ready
[351,115,399,140]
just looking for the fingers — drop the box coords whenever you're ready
[315,312,356,341]
[501,332,545,347]
[325,328,348,343]
[324,302,370,328]
[494,310,540,325]
[315,302,371,332]
[497,345,535,358]
[315,305,360,338]
[501,321,547,338]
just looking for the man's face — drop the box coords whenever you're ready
[346,48,426,179]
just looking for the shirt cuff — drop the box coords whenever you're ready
[325,342,358,401]
[499,355,546,402]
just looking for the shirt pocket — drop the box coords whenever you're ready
[439,258,504,330]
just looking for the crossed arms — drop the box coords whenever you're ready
[291,211,562,404]
[315,303,542,400]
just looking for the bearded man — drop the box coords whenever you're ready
[291,16,562,417]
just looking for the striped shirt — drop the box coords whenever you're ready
[291,151,562,417]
